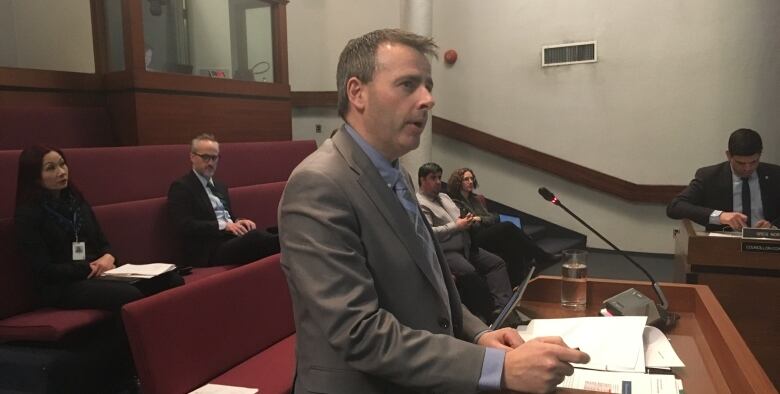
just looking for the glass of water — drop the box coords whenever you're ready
[561,249,588,310]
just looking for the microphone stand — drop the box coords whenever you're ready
[538,187,678,329]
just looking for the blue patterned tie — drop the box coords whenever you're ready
[393,174,450,311]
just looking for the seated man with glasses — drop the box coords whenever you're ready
[167,133,280,267]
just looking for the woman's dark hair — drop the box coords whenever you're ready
[15,145,81,207]
[447,167,478,197]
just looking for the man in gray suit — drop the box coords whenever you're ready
[279,29,588,394]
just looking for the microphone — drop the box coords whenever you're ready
[538,187,679,329]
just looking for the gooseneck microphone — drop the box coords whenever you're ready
[538,187,678,329]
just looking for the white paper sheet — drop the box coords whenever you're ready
[643,326,685,368]
[518,316,648,372]
[189,383,258,394]
[101,263,176,278]
[559,369,678,394]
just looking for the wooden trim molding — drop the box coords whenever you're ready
[291,91,338,108]
[286,90,685,203]
[0,68,103,91]
[432,116,684,203]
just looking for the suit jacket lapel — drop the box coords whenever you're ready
[186,172,218,220]
[331,127,447,302]
[720,162,734,211]
[757,164,774,220]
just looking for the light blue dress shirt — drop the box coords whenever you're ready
[193,170,233,230]
[708,170,764,226]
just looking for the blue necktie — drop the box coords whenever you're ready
[393,175,450,312]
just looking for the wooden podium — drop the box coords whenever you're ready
[674,219,779,389]
[509,276,775,393]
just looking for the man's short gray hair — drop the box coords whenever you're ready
[336,28,438,119]
[190,133,218,152]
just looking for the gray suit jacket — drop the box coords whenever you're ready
[279,126,488,394]
[417,192,470,256]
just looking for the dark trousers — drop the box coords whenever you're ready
[209,229,280,266]
[472,221,543,285]
[444,248,512,310]
[52,270,185,312]
[455,273,494,324]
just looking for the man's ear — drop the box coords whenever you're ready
[346,77,366,112]
[725,150,732,160]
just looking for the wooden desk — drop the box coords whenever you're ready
[510,276,775,393]
[673,220,779,389]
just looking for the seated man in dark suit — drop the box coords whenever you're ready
[167,133,279,267]
[416,162,512,321]
[667,128,780,231]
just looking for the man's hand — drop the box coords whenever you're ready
[88,253,116,278]
[225,221,250,236]
[236,218,257,231]
[754,219,773,229]
[477,327,524,351]
[455,214,474,231]
[502,336,590,393]
[719,212,748,230]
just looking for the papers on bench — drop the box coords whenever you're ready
[517,316,684,373]
[189,384,257,394]
[101,263,176,279]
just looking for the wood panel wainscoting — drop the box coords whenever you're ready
[289,91,685,204]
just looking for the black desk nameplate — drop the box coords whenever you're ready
[741,240,780,254]
[742,228,780,240]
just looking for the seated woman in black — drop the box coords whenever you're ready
[447,167,558,284]
[14,145,183,311]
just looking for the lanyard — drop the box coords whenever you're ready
[42,203,82,242]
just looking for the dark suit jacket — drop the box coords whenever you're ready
[667,161,780,231]
[167,171,235,266]
[279,126,487,394]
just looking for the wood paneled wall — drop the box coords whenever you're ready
[0,0,292,146]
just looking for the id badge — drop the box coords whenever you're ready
[72,241,86,261]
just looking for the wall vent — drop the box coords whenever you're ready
[542,41,597,67]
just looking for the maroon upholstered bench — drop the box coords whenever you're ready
[0,218,112,343]
[122,254,295,394]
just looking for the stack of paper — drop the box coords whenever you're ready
[559,369,682,394]
[517,316,685,393]
[101,263,176,279]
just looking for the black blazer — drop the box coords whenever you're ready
[14,193,111,301]
[667,161,780,231]
[167,171,236,266]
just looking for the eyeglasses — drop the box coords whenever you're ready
[192,152,220,162]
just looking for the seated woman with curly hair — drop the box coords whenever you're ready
[13,145,183,311]
[447,167,559,284]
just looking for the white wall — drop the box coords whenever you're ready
[432,0,779,181]
[287,0,780,253]
[188,0,232,77]
[0,0,18,67]
[5,0,94,73]
[287,0,401,143]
